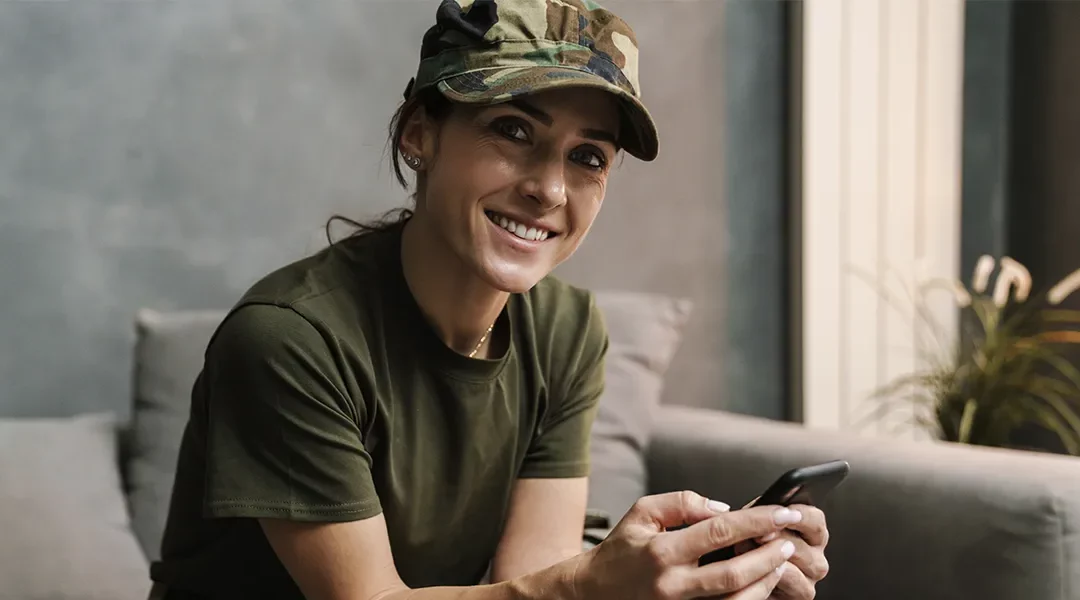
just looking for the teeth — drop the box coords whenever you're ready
[487,211,551,242]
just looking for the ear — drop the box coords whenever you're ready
[399,106,439,167]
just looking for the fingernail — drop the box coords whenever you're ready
[776,562,789,577]
[773,507,803,525]
[760,532,779,543]
[781,541,796,559]
[707,500,731,513]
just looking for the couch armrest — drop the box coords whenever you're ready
[646,405,1080,600]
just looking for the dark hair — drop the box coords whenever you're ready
[325,87,454,244]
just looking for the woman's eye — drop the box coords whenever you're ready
[571,148,606,170]
[494,120,529,141]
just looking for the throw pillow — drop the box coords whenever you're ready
[589,292,693,523]
[0,413,151,600]
[127,309,225,561]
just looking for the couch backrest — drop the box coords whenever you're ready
[649,406,1080,600]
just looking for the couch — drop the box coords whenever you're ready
[2,292,1079,600]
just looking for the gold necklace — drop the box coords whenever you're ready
[468,322,495,359]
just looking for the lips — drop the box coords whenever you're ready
[485,210,554,242]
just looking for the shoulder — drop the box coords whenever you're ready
[238,232,383,311]
[522,274,606,338]
[230,229,396,341]
[518,275,608,388]
[207,303,332,372]
[204,302,360,419]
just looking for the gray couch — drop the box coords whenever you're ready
[2,294,1079,600]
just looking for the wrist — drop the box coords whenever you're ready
[505,549,591,600]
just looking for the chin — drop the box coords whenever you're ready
[477,260,550,294]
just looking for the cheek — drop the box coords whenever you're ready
[568,188,605,233]
[570,181,604,226]
[431,137,518,201]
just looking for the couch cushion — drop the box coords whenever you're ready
[0,413,151,600]
[127,292,691,557]
[127,309,224,561]
[589,292,692,522]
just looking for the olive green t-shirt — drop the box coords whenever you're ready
[148,223,608,598]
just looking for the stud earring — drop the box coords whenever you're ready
[403,153,422,170]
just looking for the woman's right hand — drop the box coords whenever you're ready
[570,491,798,600]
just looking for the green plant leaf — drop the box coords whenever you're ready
[1029,347,1080,390]
[1031,375,1080,400]
[1042,309,1080,324]
[958,398,978,444]
[970,296,1001,334]
[1029,384,1080,441]
[1018,395,1080,455]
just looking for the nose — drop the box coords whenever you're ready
[518,154,567,211]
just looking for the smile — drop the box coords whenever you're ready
[485,211,554,242]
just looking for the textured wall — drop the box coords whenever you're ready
[0,0,733,420]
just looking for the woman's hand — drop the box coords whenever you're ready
[569,491,798,600]
[735,504,830,599]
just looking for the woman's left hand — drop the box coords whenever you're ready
[734,504,830,599]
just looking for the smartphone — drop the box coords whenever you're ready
[745,459,850,508]
[698,460,850,565]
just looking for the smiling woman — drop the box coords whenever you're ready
[145,2,830,600]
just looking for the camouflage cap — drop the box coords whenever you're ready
[404,0,658,161]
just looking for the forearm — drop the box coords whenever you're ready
[381,554,582,600]
[490,546,584,584]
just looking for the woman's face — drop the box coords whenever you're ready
[403,87,620,294]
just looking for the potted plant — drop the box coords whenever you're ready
[861,256,1080,455]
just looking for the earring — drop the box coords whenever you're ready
[403,153,422,170]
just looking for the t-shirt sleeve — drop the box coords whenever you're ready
[518,294,608,479]
[199,303,382,522]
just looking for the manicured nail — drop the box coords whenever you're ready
[760,532,779,543]
[773,507,803,525]
[708,500,731,513]
[776,562,789,576]
[781,541,796,559]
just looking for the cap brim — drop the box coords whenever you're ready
[437,66,659,162]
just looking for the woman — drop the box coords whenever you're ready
[149,1,831,599]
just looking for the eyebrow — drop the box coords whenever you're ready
[508,99,619,147]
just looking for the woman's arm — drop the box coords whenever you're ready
[262,492,801,600]
[487,478,590,583]
[260,515,580,600]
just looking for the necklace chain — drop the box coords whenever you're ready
[468,322,495,359]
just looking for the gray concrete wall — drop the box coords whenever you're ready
[0,0,750,419]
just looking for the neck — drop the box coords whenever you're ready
[400,213,508,356]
